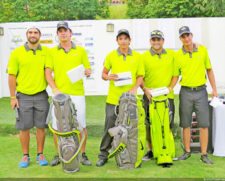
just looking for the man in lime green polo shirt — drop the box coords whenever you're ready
[141,30,176,161]
[45,21,92,166]
[7,26,49,168]
[171,26,218,164]
[96,29,145,167]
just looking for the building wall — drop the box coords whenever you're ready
[0,18,225,98]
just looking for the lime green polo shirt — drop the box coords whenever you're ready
[175,45,212,87]
[104,48,145,105]
[45,43,91,96]
[142,48,176,99]
[7,43,48,95]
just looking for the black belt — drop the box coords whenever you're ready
[181,85,206,91]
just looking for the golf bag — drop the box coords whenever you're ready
[149,95,175,167]
[108,93,146,169]
[48,94,84,173]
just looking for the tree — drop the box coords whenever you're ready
[127,0,148,18]
[127,0,225,18]
[0,0,109,22]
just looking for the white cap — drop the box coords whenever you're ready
[26,23,41,33]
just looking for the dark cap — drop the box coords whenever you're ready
[117,29,130,38]
[179,26,192,37]
[57,21,69,30]
[150,30,164,39]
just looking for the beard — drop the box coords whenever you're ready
[28,37,39,44]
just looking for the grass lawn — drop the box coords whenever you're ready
[0,96,225,179]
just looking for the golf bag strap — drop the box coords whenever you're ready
[108,142,126,159]
[48,123,80,136]
[49,124,86,164]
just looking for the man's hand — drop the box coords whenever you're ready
[143,88,152,100]
[107,74,118,81]
[52,88,61,96]
[10,98,19,109]
[211,89,218,97]
[85,69,91,77]
[129,87,137,95]
[168,87,173,93]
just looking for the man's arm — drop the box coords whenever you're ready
[102,67,118,81]
[207,69,218,97]
[129,76,143,94]
[168,76,179,92]
[140,81,152,100]
[8,74,19,109]
[45,68,60,94]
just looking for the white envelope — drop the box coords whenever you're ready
[150,87,169,97]
[114,72,132,87]
[67,65,85,83]
[210,97,223,108]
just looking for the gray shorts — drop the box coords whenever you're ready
[16,90,49,130]
[179,86,209,128]
[143,95,175,142]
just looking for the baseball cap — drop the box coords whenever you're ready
[150,30,164,39]
[117,29,130,38]
[57,21,69,30]
[179,26,192,37]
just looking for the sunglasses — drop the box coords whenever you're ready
[151,31,163,36]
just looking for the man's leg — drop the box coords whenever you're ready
[16,92,34,168]
[34,91,49,166]
[168,99,175,129]
[183,127,191,153]
[194,88,212,164]
[96,103,117,167]
[36,128,45,154]
[142,94,153,161]
[50,109,60,167]
[19,130,30,155]
[71,96,92,166]
[50,134,60,166]
[178,87,193,160]
[200,128,208,155]
[81,128,88,153]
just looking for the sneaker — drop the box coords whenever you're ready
[142,150,153,161]
[178,151,191,160]
[81,152,92,166]
[36,154,48,166]
[19,155,30,168]
[50,155,60,166]
[200,154,213,165]
[96,158,107,167]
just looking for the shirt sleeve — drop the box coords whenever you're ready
[82,48,91,69]
[45,48,54,70]
[204,47,212,69]
[7,50,19,76]
[103,54,111,71]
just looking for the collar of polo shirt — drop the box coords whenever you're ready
[24,42,42,51]
[58,41,76,52]
[150,47,167,59]
[117,47,133,56]
[182,43,198,54]
[117,48,133,61]
[150,47,167,56]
